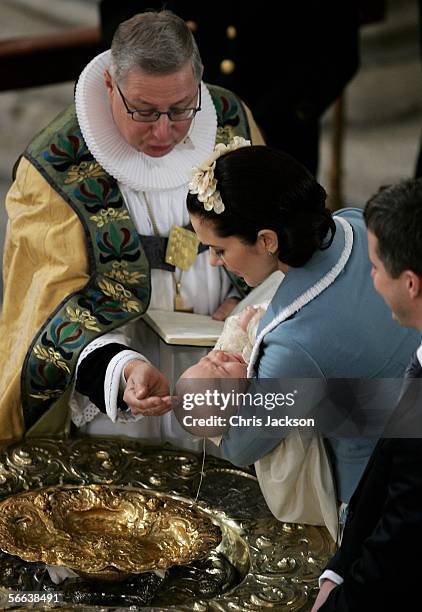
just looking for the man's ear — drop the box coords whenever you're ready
[405,270,422,299]
[257,229,278,255]
[104,69,113,95]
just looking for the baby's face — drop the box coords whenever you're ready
[181,351,247,379]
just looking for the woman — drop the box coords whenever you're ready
[185,138,419,505]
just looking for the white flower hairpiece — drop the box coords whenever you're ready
[188,136,251,214]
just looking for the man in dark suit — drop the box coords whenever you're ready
[312,178,422,611]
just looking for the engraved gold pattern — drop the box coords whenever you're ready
[165,225,199,271]
[0,485,221,580]
[0,439,335,609]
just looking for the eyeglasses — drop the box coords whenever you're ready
[116,83,201,123]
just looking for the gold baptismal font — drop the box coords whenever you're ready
[0,437,334,610]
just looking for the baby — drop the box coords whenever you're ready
[181,304,267,380]
[180,269,284,381]
[214,304,266,363]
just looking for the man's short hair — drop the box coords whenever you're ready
[109,10,203,84]
[364,178,422,278]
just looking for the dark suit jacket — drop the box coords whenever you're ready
[320,435,422,610]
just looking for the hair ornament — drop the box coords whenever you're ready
[188,136,251,213]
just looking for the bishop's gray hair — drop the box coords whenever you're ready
[109,10,203,84]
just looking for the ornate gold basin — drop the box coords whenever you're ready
[0,439,335,609]
[0,484,222,581]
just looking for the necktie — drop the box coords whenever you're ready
[404,351,422,379]
[386,351,422,437]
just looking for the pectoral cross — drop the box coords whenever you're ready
[174,279,193,313]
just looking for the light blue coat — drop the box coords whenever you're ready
[221,208,420,501]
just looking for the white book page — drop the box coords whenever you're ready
[143,310,224,346]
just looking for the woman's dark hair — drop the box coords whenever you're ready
[187,145,335,267]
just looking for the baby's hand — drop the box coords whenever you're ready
[238,306,259,332]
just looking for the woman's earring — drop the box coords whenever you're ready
[267,250,273,256]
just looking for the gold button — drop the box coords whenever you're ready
[186,20,198,33]
[220,59,235,74]
[226,25,237,39]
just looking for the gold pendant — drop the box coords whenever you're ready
[165,225,199,271]
[174,280,193,313]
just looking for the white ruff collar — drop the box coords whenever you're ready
[75,50,217,191]
[247,218,354,377]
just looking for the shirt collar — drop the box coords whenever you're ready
[267,216,351,316]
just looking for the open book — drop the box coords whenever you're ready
[143,309,224,347]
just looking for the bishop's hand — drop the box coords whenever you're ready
[123,360,172,416]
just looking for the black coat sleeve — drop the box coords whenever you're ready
[319,439,422,610]
[75,343,132,412]
[323,549,343,577]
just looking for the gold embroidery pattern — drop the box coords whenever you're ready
[216,125,237,145]
[98,279,141,313]
[33,346,71,374]
[29,389,63,401]
[105,261,145,285]
[65,307,100,332]
[64,161,104,184]
[90,208,130,228]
